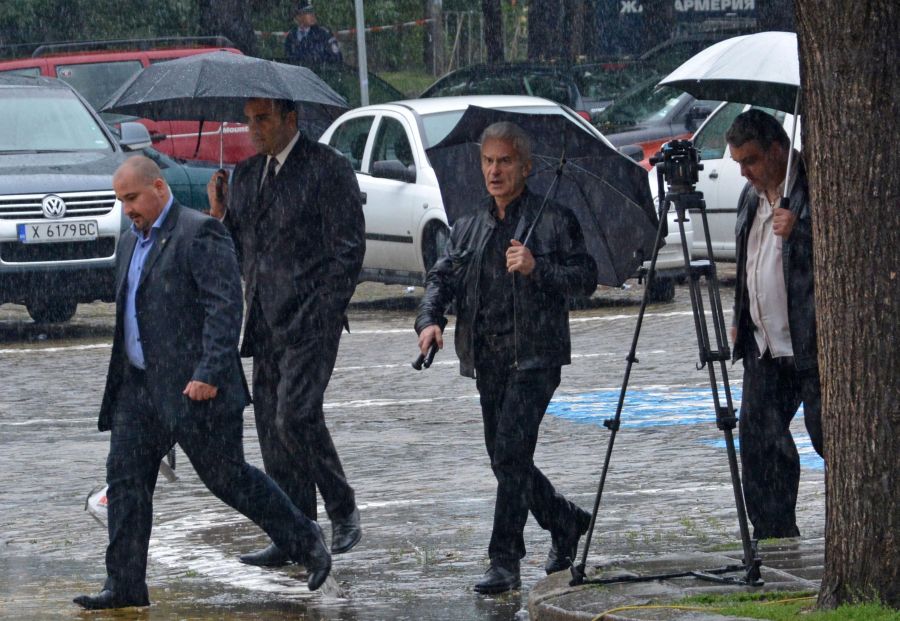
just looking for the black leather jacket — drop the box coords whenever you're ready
[415,188,597,378]
[732,157,817,370]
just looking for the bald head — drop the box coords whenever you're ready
[114,155,171,235]
[114,155,163,186]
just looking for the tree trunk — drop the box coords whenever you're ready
[527,0,561,61]
[198,0,257,55]
[482,0,504,63]
[796,0,900,610]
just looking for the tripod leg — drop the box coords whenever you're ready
[570,174,672,586]
[679,198,762,586]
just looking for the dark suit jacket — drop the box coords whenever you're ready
[224,133,365,356]
[98,202,250,432]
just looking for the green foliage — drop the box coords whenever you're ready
[674,591,900,621]
[0,0,195,49]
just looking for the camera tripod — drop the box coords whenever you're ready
[569,141,762,588]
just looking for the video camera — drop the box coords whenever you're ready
[650,139,703,194]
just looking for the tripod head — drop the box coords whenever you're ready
[650,139,703,196]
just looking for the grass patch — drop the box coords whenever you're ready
[379,71,436,97]
[665,591,900,620]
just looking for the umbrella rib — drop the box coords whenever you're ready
[560,158,648,212]
[530,154,647,213]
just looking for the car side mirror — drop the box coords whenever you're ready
[119,122,152,151]
[372,160,416,183]
[618,144,645,163]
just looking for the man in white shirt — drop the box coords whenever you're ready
[727,109,823,540]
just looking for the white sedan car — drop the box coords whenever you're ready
[319,95,688,301]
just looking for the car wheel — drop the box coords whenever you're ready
[646,277,675,303]
[26,298,77,324]
[422,222,450,273]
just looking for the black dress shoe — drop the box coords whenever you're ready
[304,522,332,591]
[473,564,521,594]
[545,509,591,574]
[239,542,292,567]
[330,507,362,554]
[73,589,149,610]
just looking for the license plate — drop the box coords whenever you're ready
[17,220,99,243]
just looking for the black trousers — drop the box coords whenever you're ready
[475,341,585,568]
[104,366,321,601]
[251,315,355,523]
[739,342,823,539]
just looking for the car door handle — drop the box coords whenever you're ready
[359,191,367,204]
[708,170,719,179]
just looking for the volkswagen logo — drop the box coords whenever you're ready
[41,195,67,219]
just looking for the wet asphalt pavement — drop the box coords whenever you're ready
[0,279,825,620]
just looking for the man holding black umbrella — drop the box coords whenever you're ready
[415,122,597,594]
[207,97,365,566]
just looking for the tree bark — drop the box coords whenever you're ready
[796,0,899,610]
[482,0,504,63]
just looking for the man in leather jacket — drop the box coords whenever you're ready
[415,122,598,594]
[728,109,822,540]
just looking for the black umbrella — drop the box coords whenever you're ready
[100,51,349,165]
[101,51,348,122]
[426,106,658,287]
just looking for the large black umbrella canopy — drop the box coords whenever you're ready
[426,106,658,287]
[101,51,348,122]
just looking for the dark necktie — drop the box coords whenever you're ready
[258,157,278,205]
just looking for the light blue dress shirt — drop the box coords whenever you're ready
[124,196,174,369]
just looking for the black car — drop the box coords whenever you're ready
[419,62,655,121]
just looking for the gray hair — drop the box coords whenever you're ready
[479,121,533,163]
[726,109,789,151]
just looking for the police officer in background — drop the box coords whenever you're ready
[285,3,342,67]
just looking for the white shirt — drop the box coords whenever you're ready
[745,157,798,359]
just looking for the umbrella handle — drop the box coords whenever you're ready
[215,175,225,203]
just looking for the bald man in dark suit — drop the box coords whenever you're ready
[74,156,331,611]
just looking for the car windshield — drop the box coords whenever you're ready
[573,63,657,107]
[55,60,143,111]
[419,105,568,148]
[594,81,681,131]
[0,87,113,152]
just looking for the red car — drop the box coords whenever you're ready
[0,37,255,165]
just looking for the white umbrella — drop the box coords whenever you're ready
[659,31,800,199]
